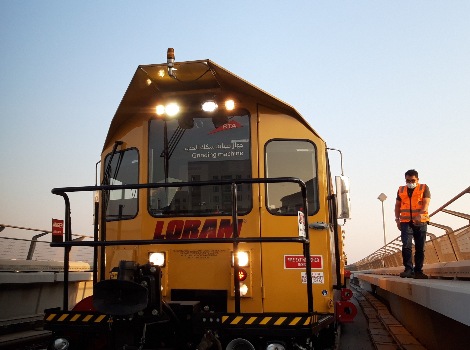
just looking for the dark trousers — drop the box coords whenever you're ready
[400,222,427,272]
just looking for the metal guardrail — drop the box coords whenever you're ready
[50,177,318,313]
[351,186,470,270]
[0,224,93,265]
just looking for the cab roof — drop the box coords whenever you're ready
[103,59,321,151]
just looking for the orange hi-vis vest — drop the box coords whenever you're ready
[398,184,429,223]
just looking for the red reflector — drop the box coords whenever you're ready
[341,288,353,301]
[238,268,247,281]
[335,301,357,323]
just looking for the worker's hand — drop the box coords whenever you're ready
[395,219,401,230]
[412,215,421,225]
[419,211,430,222]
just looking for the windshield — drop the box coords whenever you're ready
[148,113,252,216]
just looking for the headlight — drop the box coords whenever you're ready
[149,252,166,266]
[202,100,218,112]
[165,103,180,117]
[232,251,249,267]
[156,105,165,116]
[155,103,180,117]
[239,283,248,296]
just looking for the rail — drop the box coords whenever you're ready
[50,177,322,314]
[350,185,470,270]
[0,224,93,265]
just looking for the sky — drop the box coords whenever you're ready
[1,1,469,264]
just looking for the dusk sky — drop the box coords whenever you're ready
[1,1,469,263]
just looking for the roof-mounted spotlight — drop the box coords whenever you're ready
[155,103,180,118]
[156,105,165,116]
[165,103,180,117]
[202,101,218,113]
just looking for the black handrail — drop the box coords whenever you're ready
[51,177,313,313]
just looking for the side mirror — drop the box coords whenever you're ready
[335,176,351,219]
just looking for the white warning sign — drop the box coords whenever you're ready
[301,272,324,284]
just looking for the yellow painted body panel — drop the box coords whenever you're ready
[256,105,335,313]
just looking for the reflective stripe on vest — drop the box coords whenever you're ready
[398,184,428,222]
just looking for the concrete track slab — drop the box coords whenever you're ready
[354,272,470,326]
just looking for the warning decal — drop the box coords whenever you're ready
[284,255,323,269]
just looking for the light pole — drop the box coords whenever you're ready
[377,193,387,267]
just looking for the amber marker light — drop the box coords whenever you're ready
[224,99,235,111]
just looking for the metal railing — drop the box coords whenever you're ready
[351,185,470,270]
[50,177,320,313]
[0,224,93,266]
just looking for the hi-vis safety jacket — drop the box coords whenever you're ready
[398,184,430,223]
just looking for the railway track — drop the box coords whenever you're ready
[348,282,426,350]
[0,315,50,350]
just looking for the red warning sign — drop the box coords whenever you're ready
[52,218,64,243]
[284,255,323,269]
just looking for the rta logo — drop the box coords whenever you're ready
[223,123,237,129]
[153,219,243,240]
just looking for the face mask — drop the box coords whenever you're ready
[407,182,417,189]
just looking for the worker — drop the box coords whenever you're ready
[395,169,430,279]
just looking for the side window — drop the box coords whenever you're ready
[265,140,318,215]
[103,148,139,220]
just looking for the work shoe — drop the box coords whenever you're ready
[413,271,428,279]
[399,270,414,278]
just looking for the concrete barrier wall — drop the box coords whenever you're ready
[0,260,93,320]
